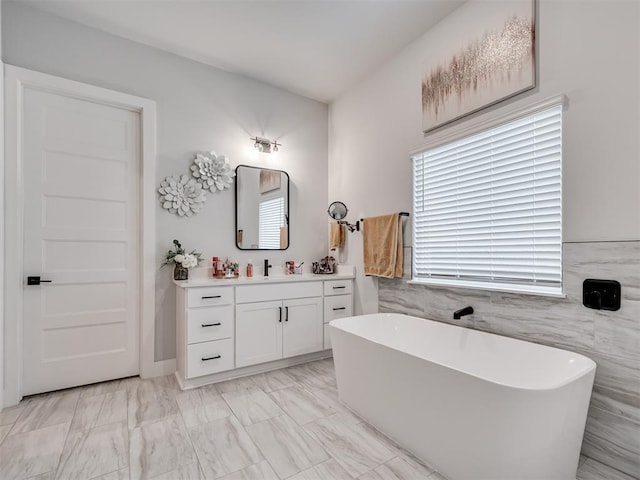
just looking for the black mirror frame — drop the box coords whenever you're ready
[328,201,349,221]
[235,164,290,251]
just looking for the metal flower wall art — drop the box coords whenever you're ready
[191,151,235,193]
[158,175,207,217]
[158,151,235,217]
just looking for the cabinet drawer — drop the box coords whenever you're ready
[237,282,322,303]
[187,305,234,344]
[323,294,353,323]
[324,280,353,296]
[187,286,233,308]
[323,324,332,350]
[187,338,234,378]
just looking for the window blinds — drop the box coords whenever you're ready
[259,196,285,249]
[412,104,563,294]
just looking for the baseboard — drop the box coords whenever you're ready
[175,350,333,390]
[141,358,176,379]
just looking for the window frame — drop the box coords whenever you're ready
[409,95,567,297]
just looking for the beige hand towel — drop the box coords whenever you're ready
[280,226,289,249]
[363,213,403,278]
[330,222,345,251]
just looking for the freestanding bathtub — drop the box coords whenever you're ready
[330,313,596,480]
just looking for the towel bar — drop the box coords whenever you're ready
[342,212,409,233]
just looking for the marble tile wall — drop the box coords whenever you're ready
[378,241,640,478]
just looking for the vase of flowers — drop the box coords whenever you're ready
[162,239,202,280]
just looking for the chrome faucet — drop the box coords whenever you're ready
[264,259,272,277]
[453,306,474,320]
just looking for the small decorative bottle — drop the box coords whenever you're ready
[215,259,224,278]
[212,257,218,278]
[246,260,253,278]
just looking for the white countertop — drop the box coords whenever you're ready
[174,265,356,288]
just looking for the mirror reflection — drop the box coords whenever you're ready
[328,201,348,220]
[235,165,290,250]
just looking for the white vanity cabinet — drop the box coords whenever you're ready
[174,272,354,390]
[175,285,235,385]
[235,282,323,368]
[323,279,354,349]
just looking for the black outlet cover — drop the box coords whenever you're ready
[583,279,621,311]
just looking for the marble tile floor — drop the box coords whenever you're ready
[0,358,634,480]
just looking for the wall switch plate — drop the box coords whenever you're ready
[583,279,621,311]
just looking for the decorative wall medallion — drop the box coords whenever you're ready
[422,0,535,133]
[158,175,207,217]
[191,151,235,193]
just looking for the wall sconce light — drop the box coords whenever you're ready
[251,136,281,154]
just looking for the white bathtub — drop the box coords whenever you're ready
[330,313,596,480]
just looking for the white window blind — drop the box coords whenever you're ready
[259,196,285,249]
[412,104,563,295]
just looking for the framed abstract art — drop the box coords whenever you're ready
[422,0,536,133]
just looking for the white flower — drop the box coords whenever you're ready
[174,254,185,264]
[190,151,235,193]
[158,175,207,217]
[181,253,198,269]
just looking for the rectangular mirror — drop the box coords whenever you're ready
[235,165,290,250]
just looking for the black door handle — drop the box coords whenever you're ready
[201,295,222,299]
[278,306,282,322]
[201,322,222,327]
[285,306,289,321]
[27,276,52,285]
[333,307,346,311]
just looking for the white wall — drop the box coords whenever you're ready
[328,0,640,314]
[2,2,329,361]
[0,0,5,411]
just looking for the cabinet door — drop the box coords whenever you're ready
[282,297,323,358]
[236,300,283,368]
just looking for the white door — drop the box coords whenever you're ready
[235,301,283,367]
[282,297,323,358]
[22,87,140,395]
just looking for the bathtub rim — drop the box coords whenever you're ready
[330,313,596,392]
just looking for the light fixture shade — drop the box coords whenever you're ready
[251,136,281,154]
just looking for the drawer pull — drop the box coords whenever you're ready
[201,295,222,299]
[332,307,346,311]
[332,286,346,289]
[201,322,222,327]
[202,354,221,361]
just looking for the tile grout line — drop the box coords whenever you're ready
[51,393,82,480]
[6,398,34,436]
[221,372,336,479]
[240,414,286,480]
[580,457,640,480]
[126,380,133,480]
[177,390,213,480]
[217,381,281,479]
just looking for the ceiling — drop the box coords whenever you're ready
[14,0,465,102]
